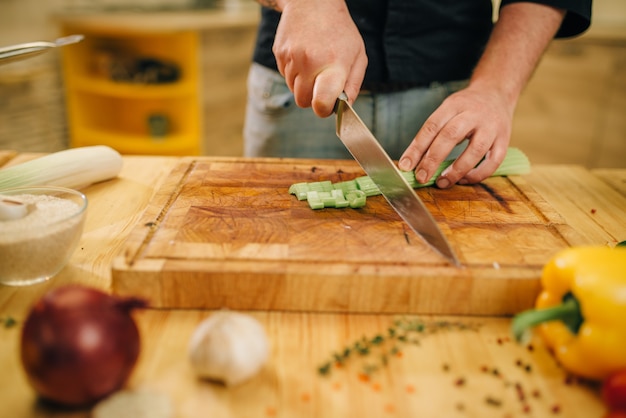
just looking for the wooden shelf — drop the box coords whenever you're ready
[70,76,196,99]
[61,24,202,155]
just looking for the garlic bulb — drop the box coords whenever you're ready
[188,311,269,386]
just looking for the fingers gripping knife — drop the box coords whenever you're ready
[334,92,460,266]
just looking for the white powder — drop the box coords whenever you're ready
[0,193,86,285]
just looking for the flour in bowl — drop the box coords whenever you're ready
[0,193,86,285]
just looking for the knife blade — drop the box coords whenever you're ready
[334,92,460,266]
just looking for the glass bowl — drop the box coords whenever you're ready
[0,186,87,286]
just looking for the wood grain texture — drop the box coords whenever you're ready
[112,157,583,314]
[526,165,626,247]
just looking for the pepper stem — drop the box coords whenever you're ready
[511,292,583,343]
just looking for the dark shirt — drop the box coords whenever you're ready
[252,0,592,88]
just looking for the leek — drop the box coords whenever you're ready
[0,146,123,191]
[289,147,530,209]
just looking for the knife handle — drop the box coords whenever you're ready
[333,91,349,114]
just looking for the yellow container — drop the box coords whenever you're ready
[62,27,201,155]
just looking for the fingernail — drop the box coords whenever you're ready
[416,169,427,183]
[436,177,450,188]
[399,157,411,171]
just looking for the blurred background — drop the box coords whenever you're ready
[0,0,624,167]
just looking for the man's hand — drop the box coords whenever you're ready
[398,3,566,188]
[399,85,513,188]
[272,0,368,117]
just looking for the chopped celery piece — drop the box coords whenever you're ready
[333,180,358,194]
[355,176,380,196]
[332,189,349,208]
[289,182,311,200]
[346,190,366,208]
[305,191,324,209]
[308,180,333,193]
[320,191,336,207]
[304,189,351,209]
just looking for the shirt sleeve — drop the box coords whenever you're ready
[499,0,592,38]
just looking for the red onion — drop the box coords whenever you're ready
[20,285,147,407]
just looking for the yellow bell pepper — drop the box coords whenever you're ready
[511,244,626,381]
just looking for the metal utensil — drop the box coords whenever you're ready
[335,92,460,266]
[0,34,84,65]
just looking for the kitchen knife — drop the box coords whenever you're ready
[335,92,460,266]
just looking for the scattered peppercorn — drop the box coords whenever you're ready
[485,396,502,407]
[515,382,526,402]
[454,377,466,387]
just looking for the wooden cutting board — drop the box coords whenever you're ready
[112,157,580,315]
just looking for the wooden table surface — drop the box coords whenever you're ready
[1,152,625,418]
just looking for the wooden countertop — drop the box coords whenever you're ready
[1,151,625,418]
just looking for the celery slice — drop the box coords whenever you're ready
[305,191,324,209]
[332,189,349,208]
[333,180,358,194]
[308,180,333,193]
[355,176,380,196]
[288,182,311,200]
[346,190,366,208]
